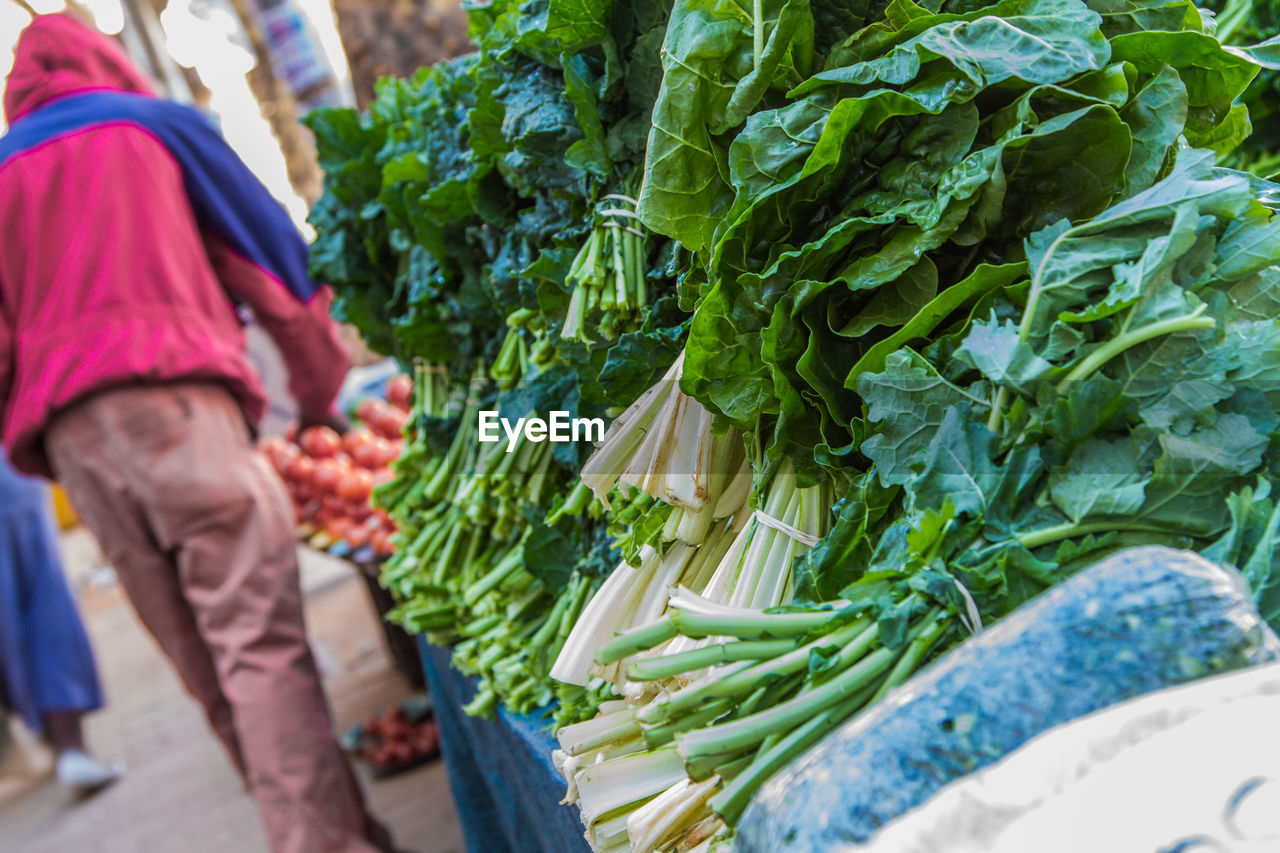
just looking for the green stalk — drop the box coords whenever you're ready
[710,683,877,825]
[547,479,594,525]
[463,549,525,606]
[869,610,949,704]
[675,616,930,761]
[669,608,842,640]
[1016,518,1176,550]
[1056,307,1216,390]
[642,698,734,749]
[559,708,642,756]
[685,744,753,782]
[529,587,574,653]
[597,617,680,665]
[463,613,503,637]
[637,617,874,726]
[395,602,457,631]
[752,0,764,68]
[524,444,556,505]
[612,224,628,310]
[477,641,509,672]
[987,385,1009,434]
[626,638,799,682]
[507,585,548,623]
[463,686,498,718]
[499,567,536,595]
[735,670,805,719]
[628,230,646,310]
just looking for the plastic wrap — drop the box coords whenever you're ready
[856,661,1280,852]
[734,547,1280,852]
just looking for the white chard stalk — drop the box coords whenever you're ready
[583,349,743,515]
[558,354,832,853]
[581,354,684,505]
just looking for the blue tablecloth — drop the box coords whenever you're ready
[419,640,591,853]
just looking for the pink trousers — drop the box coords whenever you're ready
[46,383,392,853]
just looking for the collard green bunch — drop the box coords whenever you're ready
[306,0,692,723]
[306,0,1280,847]
[655,0,1272,483]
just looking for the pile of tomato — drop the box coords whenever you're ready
[259,374,413,558]
[358,706,441,773]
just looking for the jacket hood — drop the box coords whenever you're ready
[5,13,155,124]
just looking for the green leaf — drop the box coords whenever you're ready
[1110,325,1233,431]
[794,0,1110,97]
[858,350,987,486]
[562,55,612,180]
[956,315,1054,394]
[1040,375,1136,453]
[516,0,616,53]
[793,475,901,602]
[910,405,1001,517]
[845,263,1027,383]
[838,258,939,339]
[1048,438,1150,523]
[637,0,816,249]
[1215,204,1280,282]
[1118,65,1187,194]
[1220,267,1280,321]
[1137,414,1269,536]
[1108,30,1260,148]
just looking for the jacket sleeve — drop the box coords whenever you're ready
[204,234,349,423]
[163,103,350,420]
[0,289,11,419]
[164,102,322,302]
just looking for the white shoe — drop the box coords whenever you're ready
[56,750,124,798]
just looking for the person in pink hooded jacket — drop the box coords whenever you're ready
[0,13,395,853]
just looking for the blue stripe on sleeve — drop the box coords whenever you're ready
[0,91,319,301]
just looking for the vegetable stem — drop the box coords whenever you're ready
[1057,307,1215,390]
[626,638,799,682]
[1016,519,1177,550]
[752,0,764,69]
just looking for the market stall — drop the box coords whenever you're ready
[298,0,1280,850]
[419,641,589,853]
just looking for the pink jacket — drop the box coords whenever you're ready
[0,14,349,477]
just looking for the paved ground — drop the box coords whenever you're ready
[0,531,465,853]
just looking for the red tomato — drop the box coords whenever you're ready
[338,466,374,503]
[360,399,408,439]
[342,427,376,458]
[325,516,355,541]
[345,501,373,523]
[377,439,404,468]
[283,454,315,487]
[299,426,342,459]
[311,458,347,495]
[320,494,348,516]
[378,406,409,439]
[387,374,414,410]
[273,442,302,474]
[351,438,384,470]
[371,468,396,488]
[345,525,371,549]
[285,424,299,443]
[257,437,279,462]
[355,399,380,427]
[371,529,395,557]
